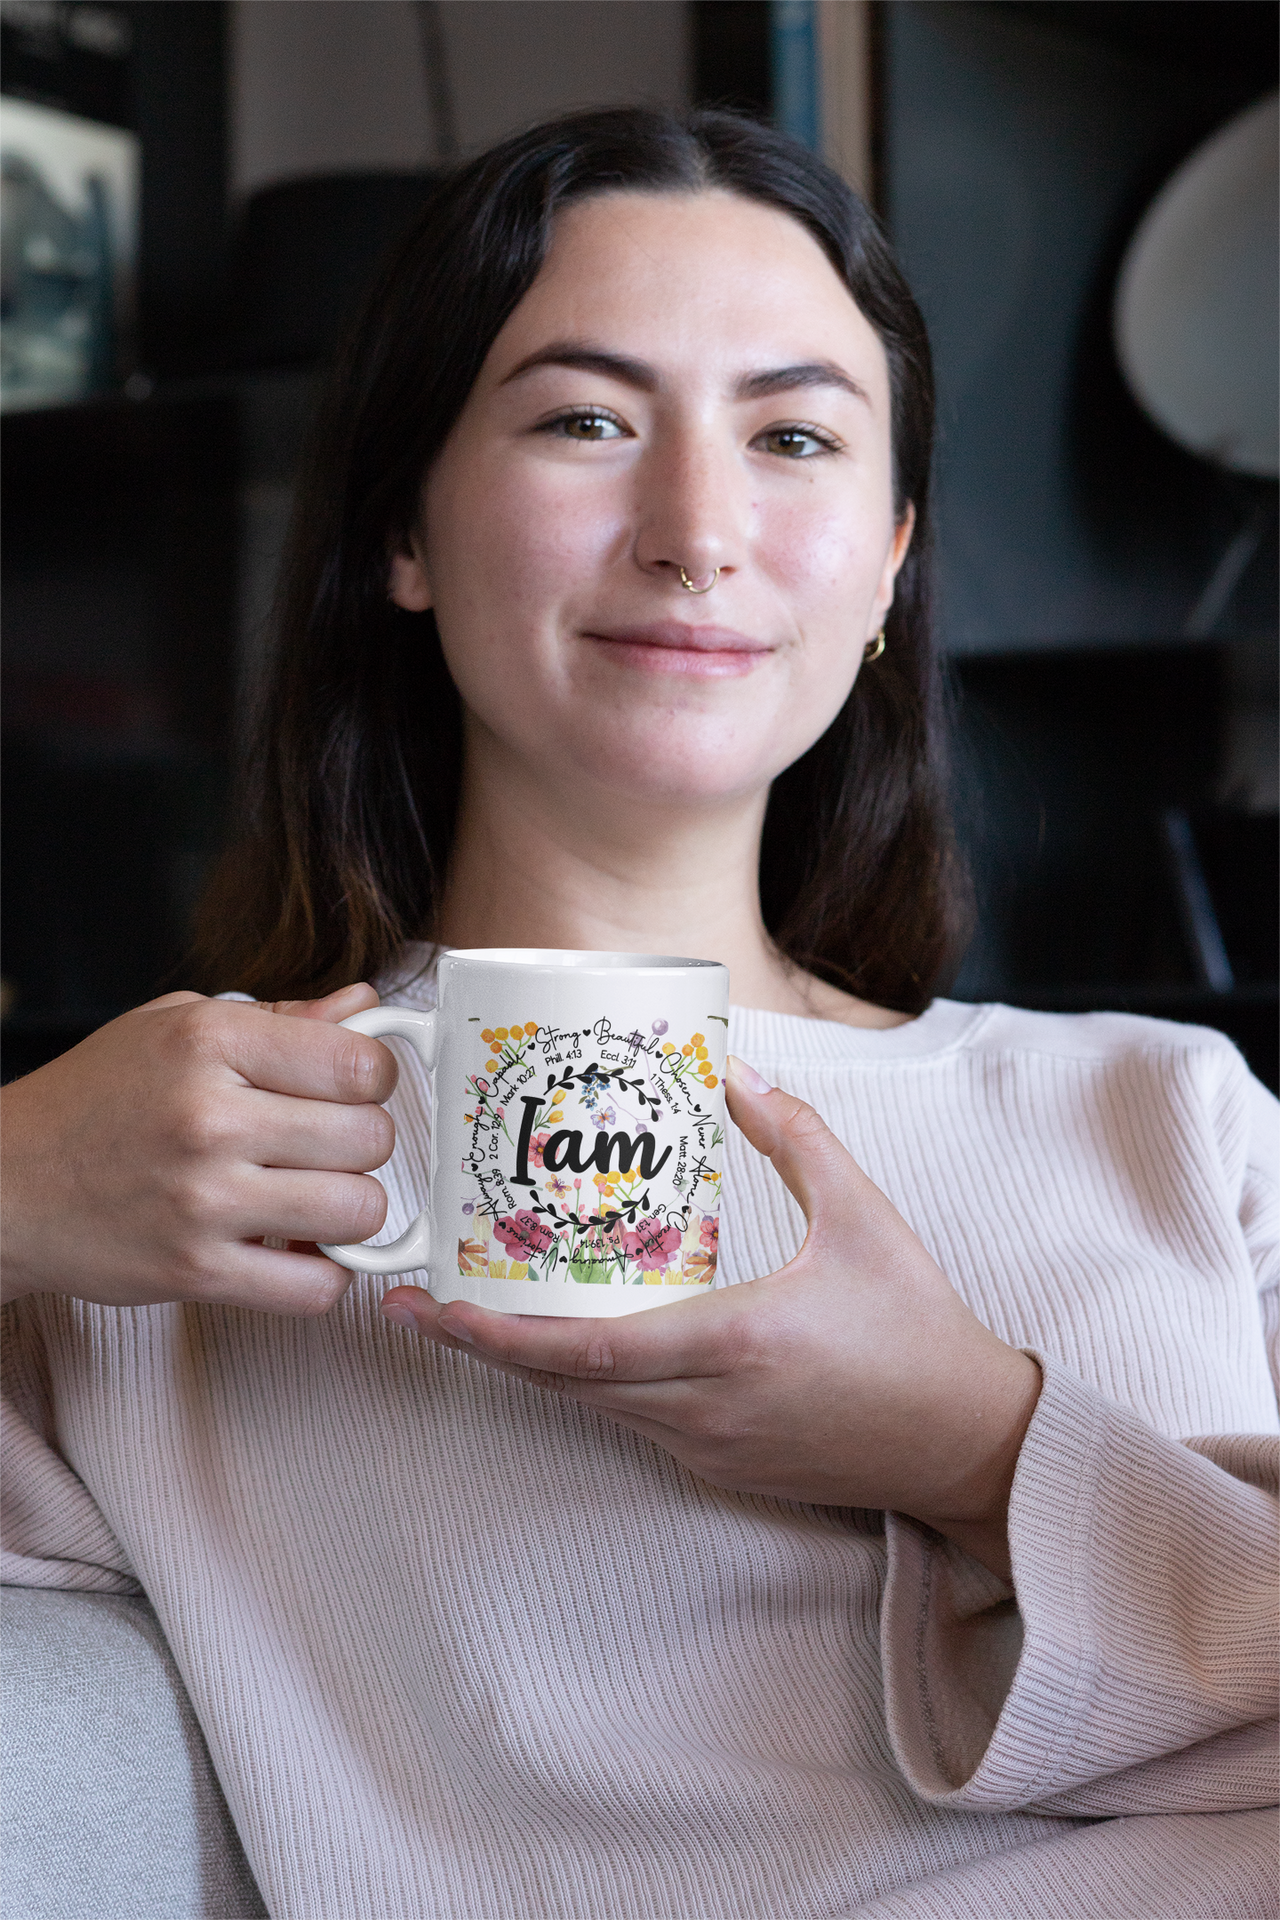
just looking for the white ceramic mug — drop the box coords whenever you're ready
[320,948,729,1317]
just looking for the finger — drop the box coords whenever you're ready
[380,1291,708,1436]
[259,983,381,1023]
[236,1167,389,1245]
[725,1054,874,1226]
[185,1239,356,1318]
[381,1287,723,1410]
[184,1001,399,1105]
[237,1087,395,1173]
[380,1286,738,1383]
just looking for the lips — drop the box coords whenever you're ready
[584,622,772,678]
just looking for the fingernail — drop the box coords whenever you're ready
[380,1302,419,1330]
[727,1054,773,1094]
[437,1313,473,1344]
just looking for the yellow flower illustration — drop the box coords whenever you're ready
[487,1257,531,1281]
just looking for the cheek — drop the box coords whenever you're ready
[426,452,620,638]
[752,490,892,756]
[423,454,627,750]
[760,482,892,621]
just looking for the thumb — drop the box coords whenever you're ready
[725,1053,873,1228]
[260,983,381,1023]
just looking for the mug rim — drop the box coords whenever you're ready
[441,947,726,973]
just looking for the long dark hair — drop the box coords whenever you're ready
[191,107,968,1011]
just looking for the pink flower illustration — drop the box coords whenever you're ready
[699,1216,719,1252]
[622,1217,681,1271]
[529,1131,551,1169]
[494,1212,553,1258]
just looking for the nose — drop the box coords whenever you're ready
[632,426,746,591]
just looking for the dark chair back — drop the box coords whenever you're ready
[226,170,441,369]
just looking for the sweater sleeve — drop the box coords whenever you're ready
[881,1354,1278,1816]
[0,1300,140,1593]
[882,1041,1280,1818]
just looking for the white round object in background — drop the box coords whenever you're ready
[1115,92,1278,478]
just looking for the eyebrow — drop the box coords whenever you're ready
[733,359,869,405]
[500,340,870,405]
[501,343,657,391]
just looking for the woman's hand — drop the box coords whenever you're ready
[1,984,399,1317]
[382,1056,1041,1579]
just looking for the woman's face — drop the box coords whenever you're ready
[392,189,913,812]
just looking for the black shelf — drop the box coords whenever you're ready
[1001,2,1277,82]
[2,387,239,1072]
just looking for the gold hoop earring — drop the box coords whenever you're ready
[679,566,720,594]
[863,629,886,662]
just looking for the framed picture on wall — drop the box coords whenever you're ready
[0,93,139,411]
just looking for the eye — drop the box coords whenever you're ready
[542,408,630,442]
[755,424,842,459]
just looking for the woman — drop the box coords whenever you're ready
[3,110,1275,1919]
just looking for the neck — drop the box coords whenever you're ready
[437,723,909,1028]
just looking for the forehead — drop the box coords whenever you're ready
[478,188,889,393]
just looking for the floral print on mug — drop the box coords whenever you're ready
[457,1012,725,1286]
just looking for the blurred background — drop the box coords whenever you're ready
[2,0,1276,1087]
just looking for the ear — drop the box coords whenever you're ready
[867,502,916,638]
[388,547,433,613]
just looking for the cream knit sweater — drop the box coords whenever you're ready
[4,986,1278,1920]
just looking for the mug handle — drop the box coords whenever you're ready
[317,1005,439,1275]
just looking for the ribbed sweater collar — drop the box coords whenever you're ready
[381,944,990,1066]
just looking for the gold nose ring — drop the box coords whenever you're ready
[679,566,720,594]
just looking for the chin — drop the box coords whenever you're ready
[563,730,791,809]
